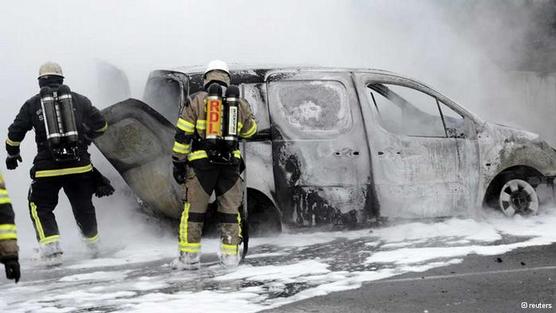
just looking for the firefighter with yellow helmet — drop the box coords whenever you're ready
[171,60,257,269]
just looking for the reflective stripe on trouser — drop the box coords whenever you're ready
[0,189,11,205]
[177,164,242,252]
[84,233,99,243]
[29,201,60,245]
[178,167,210,252]
[0,224,17,240]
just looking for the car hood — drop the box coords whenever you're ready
[483,122,539,140]
[478,121,556,177]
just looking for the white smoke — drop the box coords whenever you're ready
[0,0,554,255]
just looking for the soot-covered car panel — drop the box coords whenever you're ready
[94,66,556,232]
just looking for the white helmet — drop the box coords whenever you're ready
[38,62,64,78]
[204,60,230,77]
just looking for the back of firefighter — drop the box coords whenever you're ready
[0,171,20,283]
[171,60,257,269]
[5,62,109,263]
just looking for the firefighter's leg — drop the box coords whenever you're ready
[63,172,98,244]
[28,178,63,251]
[178,165,217,255]
[215,165,242,263]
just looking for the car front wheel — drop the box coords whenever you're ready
[498,178,539,217]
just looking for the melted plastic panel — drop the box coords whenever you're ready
[95,99,182,218]
[99,118,160,168]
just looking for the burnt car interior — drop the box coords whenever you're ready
[368,83,465,138]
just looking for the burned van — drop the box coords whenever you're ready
[95,66,556,233]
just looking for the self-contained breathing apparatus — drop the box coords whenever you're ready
[39,85,80,162]
[201,84,241,165]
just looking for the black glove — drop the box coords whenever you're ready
[5,155,22,170]
[92,167,115,198]
[1,257,20,283]
[173,160,187,184]
[82,123,93,141]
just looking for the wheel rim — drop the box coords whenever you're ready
[498,179,539,216]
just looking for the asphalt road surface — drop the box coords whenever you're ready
[264,243,556,313]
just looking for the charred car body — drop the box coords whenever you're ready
[95,66,556,233]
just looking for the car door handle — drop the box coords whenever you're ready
[334,148,360,157]
[377,151,401,156]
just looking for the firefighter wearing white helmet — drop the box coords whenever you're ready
[203,60,231,87]
[171,60,257,270]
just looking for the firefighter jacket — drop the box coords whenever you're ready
[6,90,107,178]
[172,91,257,163]
[0,172,16,242]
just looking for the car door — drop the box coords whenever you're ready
[354,73,478,218]
[238,82,276,204]
[266,70,374,226]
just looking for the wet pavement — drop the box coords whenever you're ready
[264,243,556,313]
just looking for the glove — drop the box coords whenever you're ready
[82,123,93,141]
[173,160,187,185]
[5,155,22,170]
[92,167,115,198]
[2,257,20,283]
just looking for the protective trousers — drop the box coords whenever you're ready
[178,163,242,256]
[28,172,98,246]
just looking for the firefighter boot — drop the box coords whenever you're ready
[85,240,100,258]
[219,243,240,268]
[171,251,201,270]
[40,241,63,266]
[219,222,241,268]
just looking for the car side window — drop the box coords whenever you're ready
[438,101,465,138]
[367,84,446,137]
[241,83,270,130]
[144,78,182,123]
[269,80,351,135]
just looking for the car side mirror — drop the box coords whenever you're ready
[249,128,272,141]
[446,127,465,139]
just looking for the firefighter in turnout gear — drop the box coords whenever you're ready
[5,62,113,264]
[0,171,20,283]
[171,60,257,269]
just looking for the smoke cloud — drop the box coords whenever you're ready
[0,0,554,254]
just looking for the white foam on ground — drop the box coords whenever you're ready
[59,270,130,282]
[215,260,330,281]
[245,252,289,259]
[2,208,556,313]
[121,290,265,313]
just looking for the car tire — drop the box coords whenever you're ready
[248,192,282,236]
[498,178,539,217]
